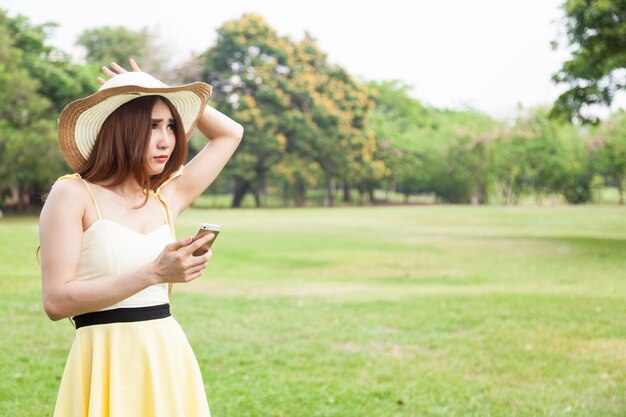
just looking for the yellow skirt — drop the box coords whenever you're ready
[53,316,211,417]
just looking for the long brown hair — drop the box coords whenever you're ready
[78,95,187,206]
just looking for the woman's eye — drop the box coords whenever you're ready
[167,124,176,130]
[151,123,158,129]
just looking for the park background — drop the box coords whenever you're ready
[0,1,624,416]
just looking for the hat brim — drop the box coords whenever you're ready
[58,82,212,172]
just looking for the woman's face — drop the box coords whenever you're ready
[147,98,176,175]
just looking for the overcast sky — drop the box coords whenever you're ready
[2,0,619,120]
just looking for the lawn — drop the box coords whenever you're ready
[0,205,624,416]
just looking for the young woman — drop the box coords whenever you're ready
[39,59,243,416]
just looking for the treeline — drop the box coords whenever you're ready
[0,10,624,212]
[370,82,626,205]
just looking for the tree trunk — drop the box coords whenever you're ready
[295,180,307,207]
[281,182,290,207]
[477,182,489,205]
[386,178,396,202]
[367,186,375,204]
[18,184,31,212]
[343,184,351,203]
[615,175,624,206]
[253,188,261,208]
[231,179,250,208]
[326,177,336,207]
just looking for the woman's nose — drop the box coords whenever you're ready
[157,128,172,148]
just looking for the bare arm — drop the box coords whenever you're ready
[164,104,244,217]
[39,180,214,321]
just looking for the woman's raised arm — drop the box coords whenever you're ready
[164,104,244,217]
[98,59,244,219]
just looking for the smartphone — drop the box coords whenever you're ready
[192,223,221,256]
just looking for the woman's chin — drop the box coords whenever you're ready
[148,166,166,176]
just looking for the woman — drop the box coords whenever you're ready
[39,59,243,416]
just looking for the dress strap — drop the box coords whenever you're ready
[152,191,176,239]
[154,166,184,300]
[158,165,184,191]
[151,191,176,298]
[154,165,183,240]
[56,173,102,220]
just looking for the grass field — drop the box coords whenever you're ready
[0,205,624,417]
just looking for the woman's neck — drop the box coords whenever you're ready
[94,178,148,200]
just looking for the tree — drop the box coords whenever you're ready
[0,10,93,211]
[292,34,379,206]
[199,14,294,207]
[77,26,171,81]
[368,81,436,201]
[512,107,569,202]
[593,110,626,204]
[551,0,626,124]
[198,14,378,207]
[560,137,600,203]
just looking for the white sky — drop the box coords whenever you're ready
[1,0,622,120]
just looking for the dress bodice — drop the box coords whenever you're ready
[56,173,178,311]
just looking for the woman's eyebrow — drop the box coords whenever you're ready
[150,118,175,123]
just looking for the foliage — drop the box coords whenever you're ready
[198,14,380,207]
[369,81,504,204]
[551,0,626,124]
[76,25,172,81]
[1,9,624,211]
[592,110,626,203]
[0,10,93,211]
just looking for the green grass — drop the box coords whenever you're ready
[0,205,625,416]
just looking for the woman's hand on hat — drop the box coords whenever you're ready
[149,234,215,284]
[96,58,142,86]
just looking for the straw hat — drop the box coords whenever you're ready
[58,71,212,171]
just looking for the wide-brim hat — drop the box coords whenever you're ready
[58,71,212,172]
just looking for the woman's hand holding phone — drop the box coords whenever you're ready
[150,233,215,284]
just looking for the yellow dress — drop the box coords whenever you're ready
[51,174,211,417]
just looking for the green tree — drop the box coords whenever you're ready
[0,10,93,211]
[491,132,529,204]
[560,138,600,203]
[198,14,378,207]
[368,81,436,201]
[551,0,626,124]
[593,110,626,204]
[513,107,569,202]
[77,26,169,80]
[199,14,293,207]
[369,80,504,204]
[292,35,379,206]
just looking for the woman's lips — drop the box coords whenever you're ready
[154,156,168,163]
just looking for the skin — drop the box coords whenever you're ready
[39,59,244,321]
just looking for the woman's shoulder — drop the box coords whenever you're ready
[50,175,88,197]
[39,179,89,240]
[43,175,91,213]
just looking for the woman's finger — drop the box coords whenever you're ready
[129,58,141,72]
[110,62,128,74]
[185,253,210,269]
[165,236,194,253]
[183,233,215,256]
[187,262,208,276]
[101,66,116,78]
[186,271,203,282]
[96,77,106,86]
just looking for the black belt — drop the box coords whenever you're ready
[73,303,171,329]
